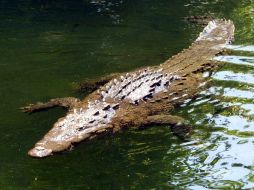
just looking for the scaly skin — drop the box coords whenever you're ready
[21,19,235,158]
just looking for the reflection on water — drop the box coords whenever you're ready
[224,44,254,52]
[214,55,254,66]
[181,42,254,188]
[241,104,254,115]
[90,0,124,24]
[209,114,254,131]
[185,132,254,189]
[207,86,254,99]
[212,70,254,85]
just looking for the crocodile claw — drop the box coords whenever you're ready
[19,104,36,113]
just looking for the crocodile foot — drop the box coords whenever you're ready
[20,97,80,113]
[145,114,192,139]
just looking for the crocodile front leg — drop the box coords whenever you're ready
[77,72,122,92]
[145,114,192,139]
[20,97,80,113]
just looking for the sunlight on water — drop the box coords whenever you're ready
[186,132,254,189]
[183,38,254,189]
[212,70,254,85]
[209,114,254,131]
[214,55,254,66]
[208,86,254,99]
[241,104,254,115]
[225,44,254,52]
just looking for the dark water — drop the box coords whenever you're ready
[0,0,254,189]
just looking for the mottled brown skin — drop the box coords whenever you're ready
[21,19,235,158]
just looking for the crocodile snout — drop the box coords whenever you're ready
[28,146,53,158]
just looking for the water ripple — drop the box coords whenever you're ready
[212,70,254,85]
[224,44,254,52]
[213,55,254,66]
[207,86,254,99]
[184,132,254,189]
[241,104,254,115]
[208,114,254,131]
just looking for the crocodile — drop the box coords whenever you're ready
[21,19,235,158]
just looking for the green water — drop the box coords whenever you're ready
[1,0,254,189]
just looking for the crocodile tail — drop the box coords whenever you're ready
[196,19,235,45]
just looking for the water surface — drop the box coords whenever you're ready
[0,0,254,189]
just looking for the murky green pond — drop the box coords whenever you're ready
[1,0,254,189]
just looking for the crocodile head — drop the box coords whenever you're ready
[28,102,118,157]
